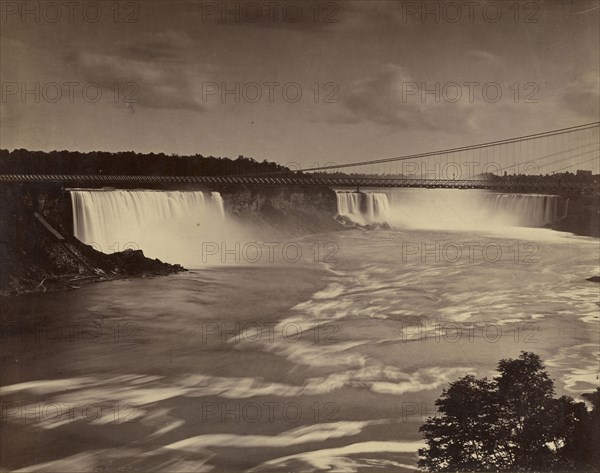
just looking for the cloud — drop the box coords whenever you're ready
[558,71,600,120]
[117,30,195,62]
[467,50,503,69]
[71,31,214,111]
[338,64,479,133]
[177,0,347,32]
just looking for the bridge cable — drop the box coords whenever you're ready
[296,122,600,173]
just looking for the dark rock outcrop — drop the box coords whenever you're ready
[548,191,599,238]
[1,184,185,296]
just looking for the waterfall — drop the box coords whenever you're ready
[211,192,225,218]
[70,189,229,264]
[483,194,561,227]
[337,189,564,230]
[336,192,390,225]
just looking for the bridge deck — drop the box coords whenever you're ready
[0,174,596,192]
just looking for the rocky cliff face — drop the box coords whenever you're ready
[548,192,599,238]
[216,184,344,235]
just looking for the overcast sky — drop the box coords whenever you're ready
[1,0,599,170]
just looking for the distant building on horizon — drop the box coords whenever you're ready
[576,169,593,176]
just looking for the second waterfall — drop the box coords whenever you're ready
[336,192,391,225]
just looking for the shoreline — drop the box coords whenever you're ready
[0,266,187,298]
[0,239,186,298]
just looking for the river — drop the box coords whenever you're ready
[1,189,598,472]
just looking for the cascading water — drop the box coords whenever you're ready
[336,189,564,230]
[483,194,561,227]
[336,192,390,225]
[70,189,231,264]
[210,192,225,218]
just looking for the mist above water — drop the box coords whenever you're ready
[69,188,569,269]
[337,189,564,232]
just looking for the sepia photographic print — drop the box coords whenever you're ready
[1,1,599,472]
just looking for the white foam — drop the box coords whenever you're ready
[249,440,425,473]
[163,421,376,451]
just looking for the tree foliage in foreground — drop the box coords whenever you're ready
[419,352,599,471]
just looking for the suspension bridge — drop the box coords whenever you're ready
[1,122,598,191]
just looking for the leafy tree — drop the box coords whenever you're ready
[0,149,292,178]
[418,352,598,471]
[419,375,502,471]
[579,388,600,468]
